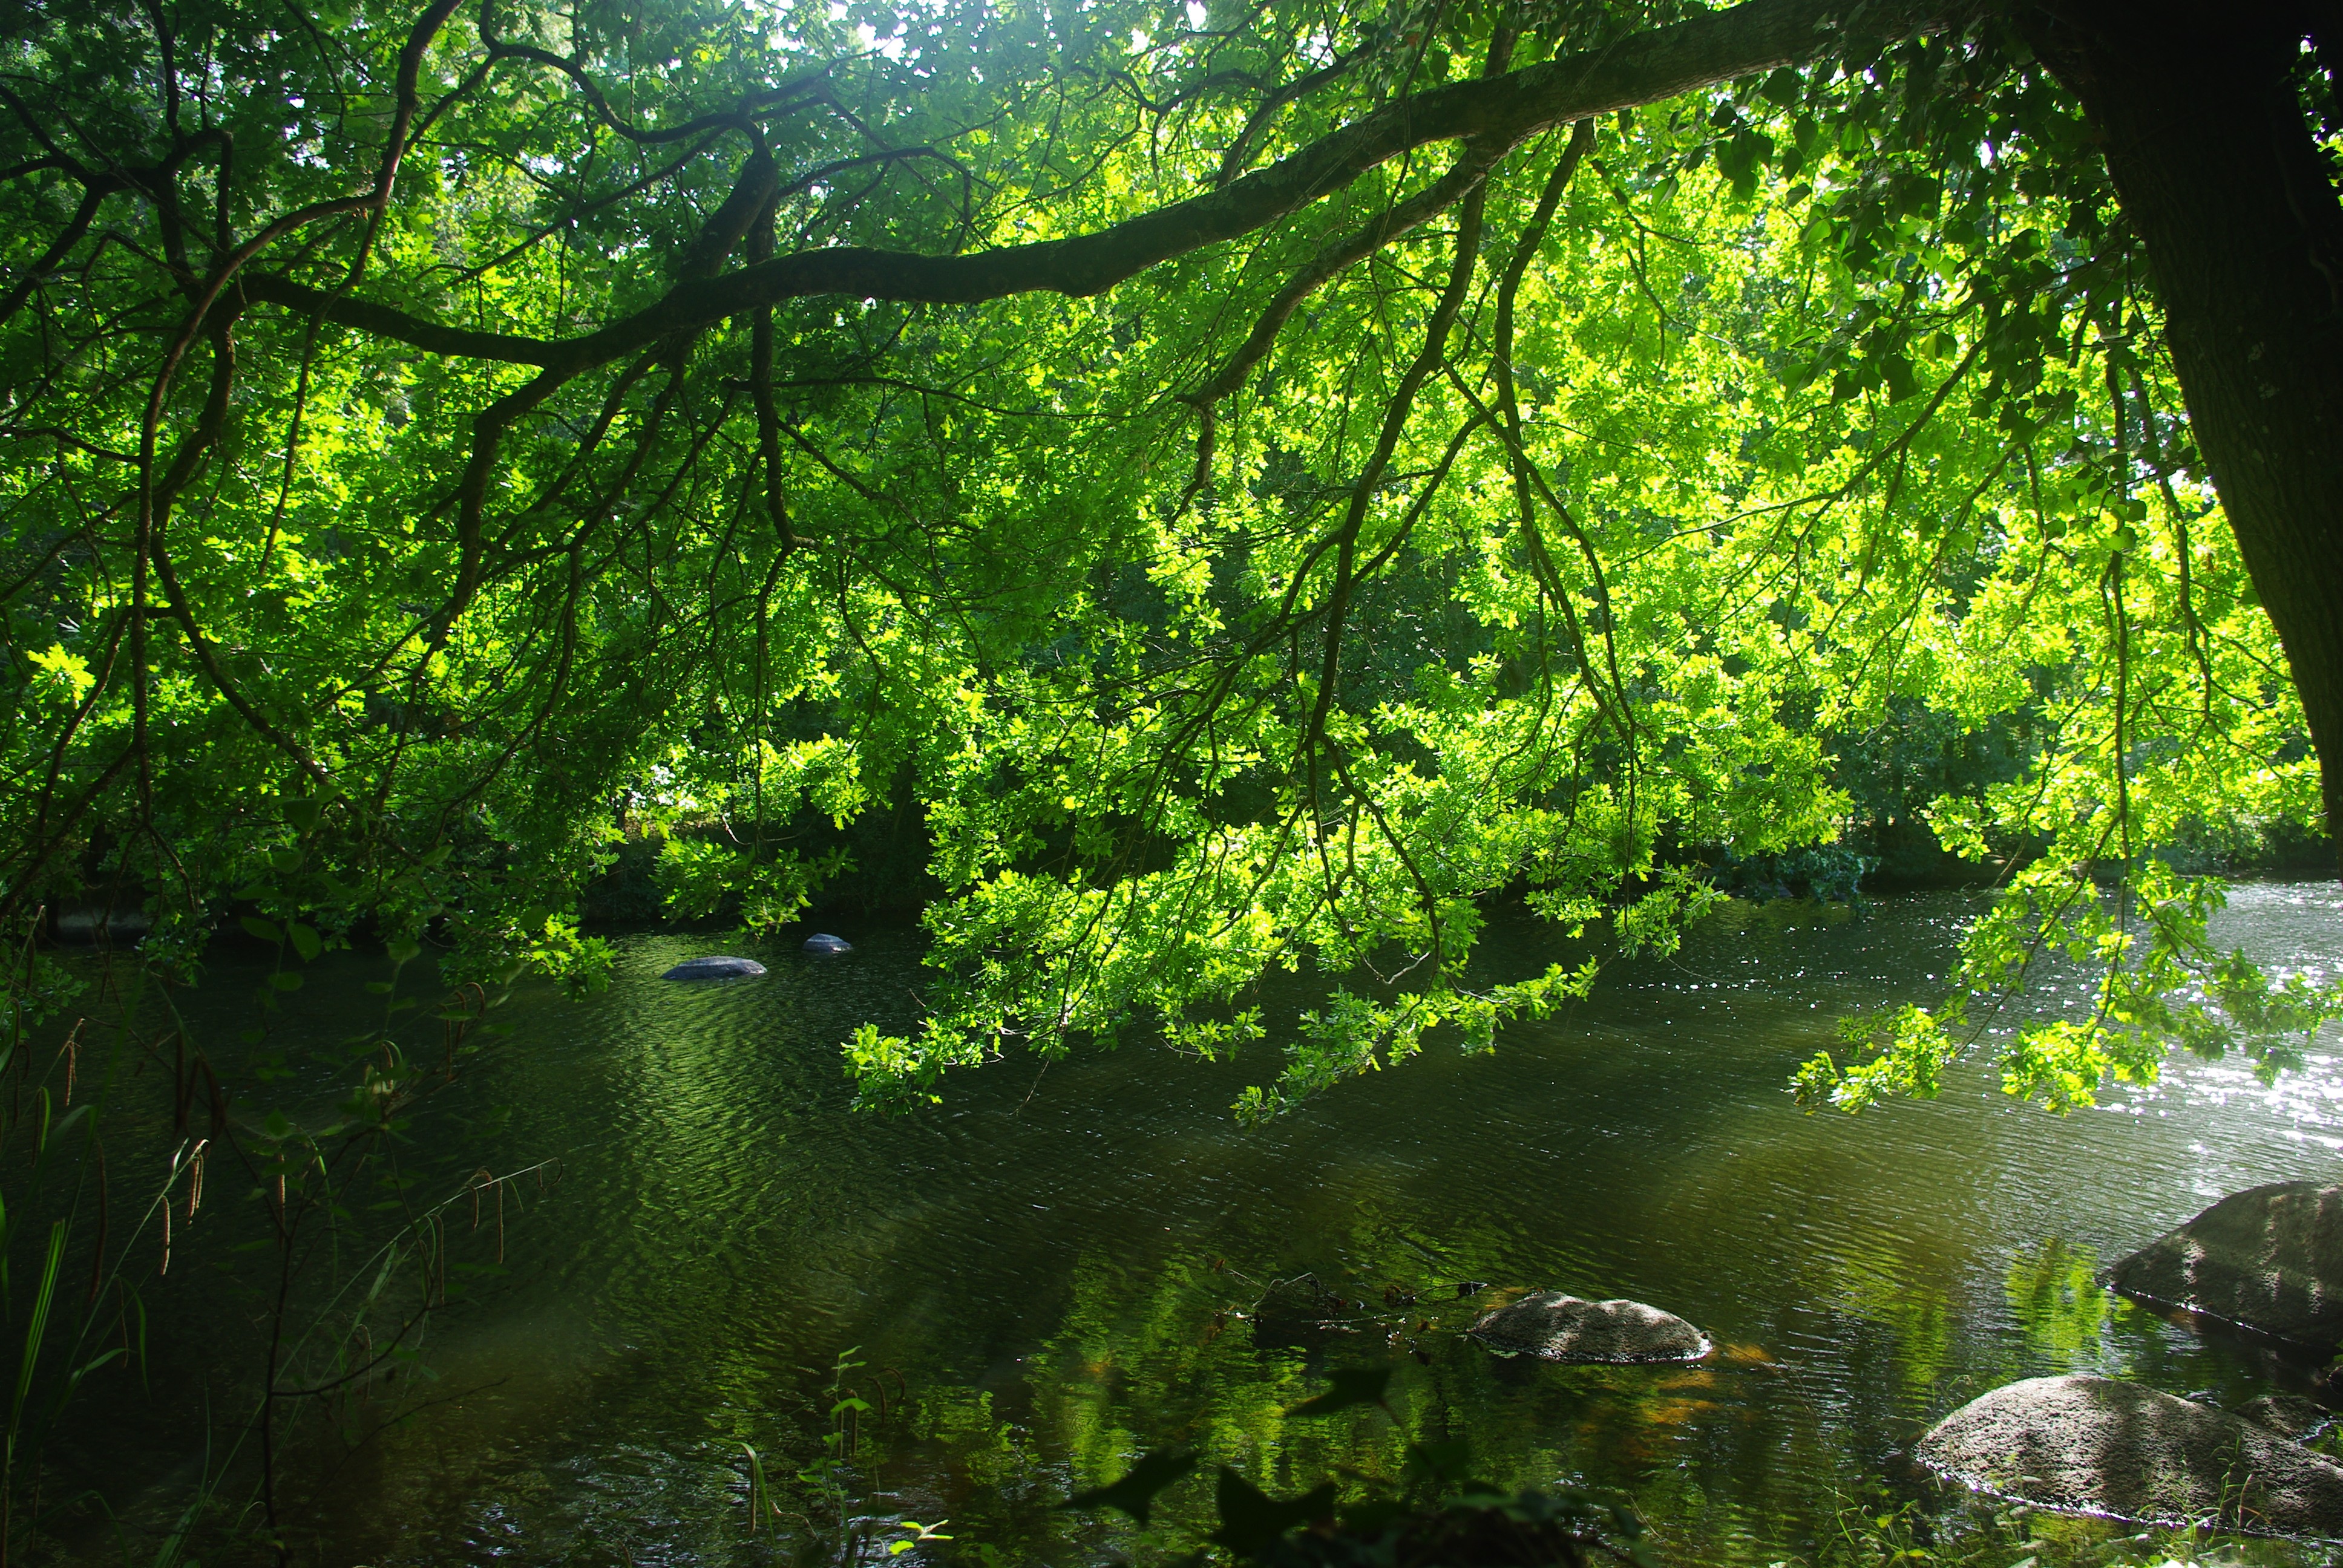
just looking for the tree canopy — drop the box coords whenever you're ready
[5,0,2341,1116]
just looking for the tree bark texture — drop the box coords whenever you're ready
[2029,0,2343,870]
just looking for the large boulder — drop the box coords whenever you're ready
[2238,1393,2336,1442]
[1918,1374,2343,1537]
[803,933,853,956]
[2109,1182,2343,1352]
[661,955,767,980]
[1467,1292,1711,1364]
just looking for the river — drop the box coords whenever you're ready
[50,883,2343,1565]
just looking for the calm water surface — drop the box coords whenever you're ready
[77,886,2343,1564]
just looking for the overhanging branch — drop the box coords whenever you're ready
[241,0,1959,374]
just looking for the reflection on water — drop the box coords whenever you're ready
[65,885,2343,1563]
[2003,1240,2119,1377]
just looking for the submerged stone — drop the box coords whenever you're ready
[1918,1374,2343,1537]
[1467,1292,1711,1364]
[661,955,767,980]
[803,932,853,955]
[2109,1181,2343,1352]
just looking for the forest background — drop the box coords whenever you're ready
[5,0,2343,1557]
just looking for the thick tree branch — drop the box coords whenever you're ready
[243,0,1957,374]
[237,275,557,361]
[1214,38,1378,188]
[0,179,114,330]
[674,146,779,282]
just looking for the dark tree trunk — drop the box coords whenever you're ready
[2027,0,2343,872]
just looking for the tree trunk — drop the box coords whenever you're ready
[2028,0,2343,872]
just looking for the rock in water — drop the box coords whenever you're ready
[2238,1393,2336,1442]
[1918,1374,2343,1537]
[1467,1292,1711,1364]
[803,933,852,955]
[661,955,767,980]
[2109,1181,2343,1351]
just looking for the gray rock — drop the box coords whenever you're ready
[661,955,767,980]
[1918,1374,2343,1537]
[2109,1181,2343,1351]
[1467,1292,1711,1364]
[2239,1393,2336,1442]
[803,933,852,955]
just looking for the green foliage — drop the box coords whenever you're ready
[1063,1448,1199,1526]
[0,0,2333,1137]
[1798,860,2343,1112]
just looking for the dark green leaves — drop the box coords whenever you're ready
[1208,1468,1337,1555]
[1060,1449,1195,1525]
[1283,1365,1390,1417]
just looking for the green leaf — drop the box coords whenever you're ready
[269,971,303,992]
[1404,1438,1474,1486]
[1881,354,1919,403]
[1208,1468,1335,1554]
[1285,1365,1391,1418]
[240,916,284,944]
[287,921,322,962]
[1060,1450,1196,1525]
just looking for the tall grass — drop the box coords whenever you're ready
[0,914,543,1564]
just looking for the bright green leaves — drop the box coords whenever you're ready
[520,913,615,1001]
[1226,962,1598,1125]
[23,645,93,704]
[0,0,2324,1132]
[655,837,853,935]
[1798,862,2343,1114]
